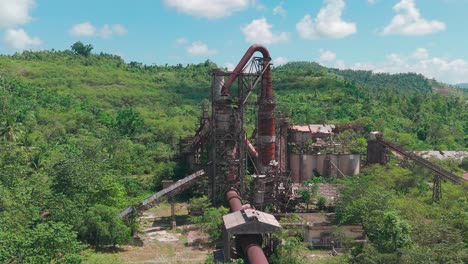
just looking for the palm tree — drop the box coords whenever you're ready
[0,117,23,142]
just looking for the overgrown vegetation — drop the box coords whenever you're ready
[334,160,467,263]
[0,45,466,262]
[190,196,228,240]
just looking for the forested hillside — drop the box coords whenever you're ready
[0,47,466,262]
[273,62,466,150]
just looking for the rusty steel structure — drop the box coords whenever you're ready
[221,44,276,174]
[367,132,466,201]
[367,132,464,185]
[148,45,466,264]
[209,44,277,205]
[119,170,206,218]
[210,45,279,263]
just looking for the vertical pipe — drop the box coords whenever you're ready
[258,59,275,173]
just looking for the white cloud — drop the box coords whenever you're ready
[382,0,445,36]
[334,60,346,69]
[225,62,235,71]
[100,24,113,38]
[273,56,288,66]
[187,41,218,56]
[319,49,337,62]
[352,62,376,71]
[70,22,128,38]
[367,0,376,4]
[411,47,429,60]
[345,48,468,83]
[387,53,405,65]
[273,5,286,17]
[70,22,97,37]
[296,0,356,39]
[163,0,251,19]
[175,37,188,45]
[0,0,35,29]
[241,18,289,45]
[112,24,128,35]
[379,55,468,83]
[4,28,41,50]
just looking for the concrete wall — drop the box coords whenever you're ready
[304,225,364,247]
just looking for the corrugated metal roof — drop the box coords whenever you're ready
[223,209,281,234]
[291,124,335,134]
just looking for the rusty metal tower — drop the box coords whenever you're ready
[209,55,270,205]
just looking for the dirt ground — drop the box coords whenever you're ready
[84,205,340,263]
[114,202,212,264]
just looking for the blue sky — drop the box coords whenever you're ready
[1,0,468,83]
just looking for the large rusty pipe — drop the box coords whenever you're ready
[226,190,269,264]
[247,138,259,159]
[226,190,243,212]
[239,234,269,264]
[221,44,271,97]
[221,44,275,172]
[258,60,275,171]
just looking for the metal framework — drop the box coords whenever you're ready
[119,170,206,218]
[209,58,267,205]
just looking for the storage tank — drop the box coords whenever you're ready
[290,153,361,183]
[338,154,360,175]
[316,154,326,175]
[290,154,300,183]
[300,155,317,182]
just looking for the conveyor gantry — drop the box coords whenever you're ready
[119,170,206,218]
[380,139,464,185]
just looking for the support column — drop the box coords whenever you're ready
[432,174,442,201]
[170,196,176,229]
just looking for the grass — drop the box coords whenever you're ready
[82,250,125,264]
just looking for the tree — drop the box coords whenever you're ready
[188,195,210,216]
[270,229,306,264]
[116,108,144,136]
[0,117,23,142]
[297,189,312,210]
[78,205,131,248]
[22,221,83,263]
[363,210,411,253]
[192,206,229,240]
[0,221,83,263]
[71,41,93,57]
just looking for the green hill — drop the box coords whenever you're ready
[0,48,466,262]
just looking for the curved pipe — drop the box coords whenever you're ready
[221,44,275,171]
[226,190,269,264]
[226,190,243,212]
[221,44,271,97]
